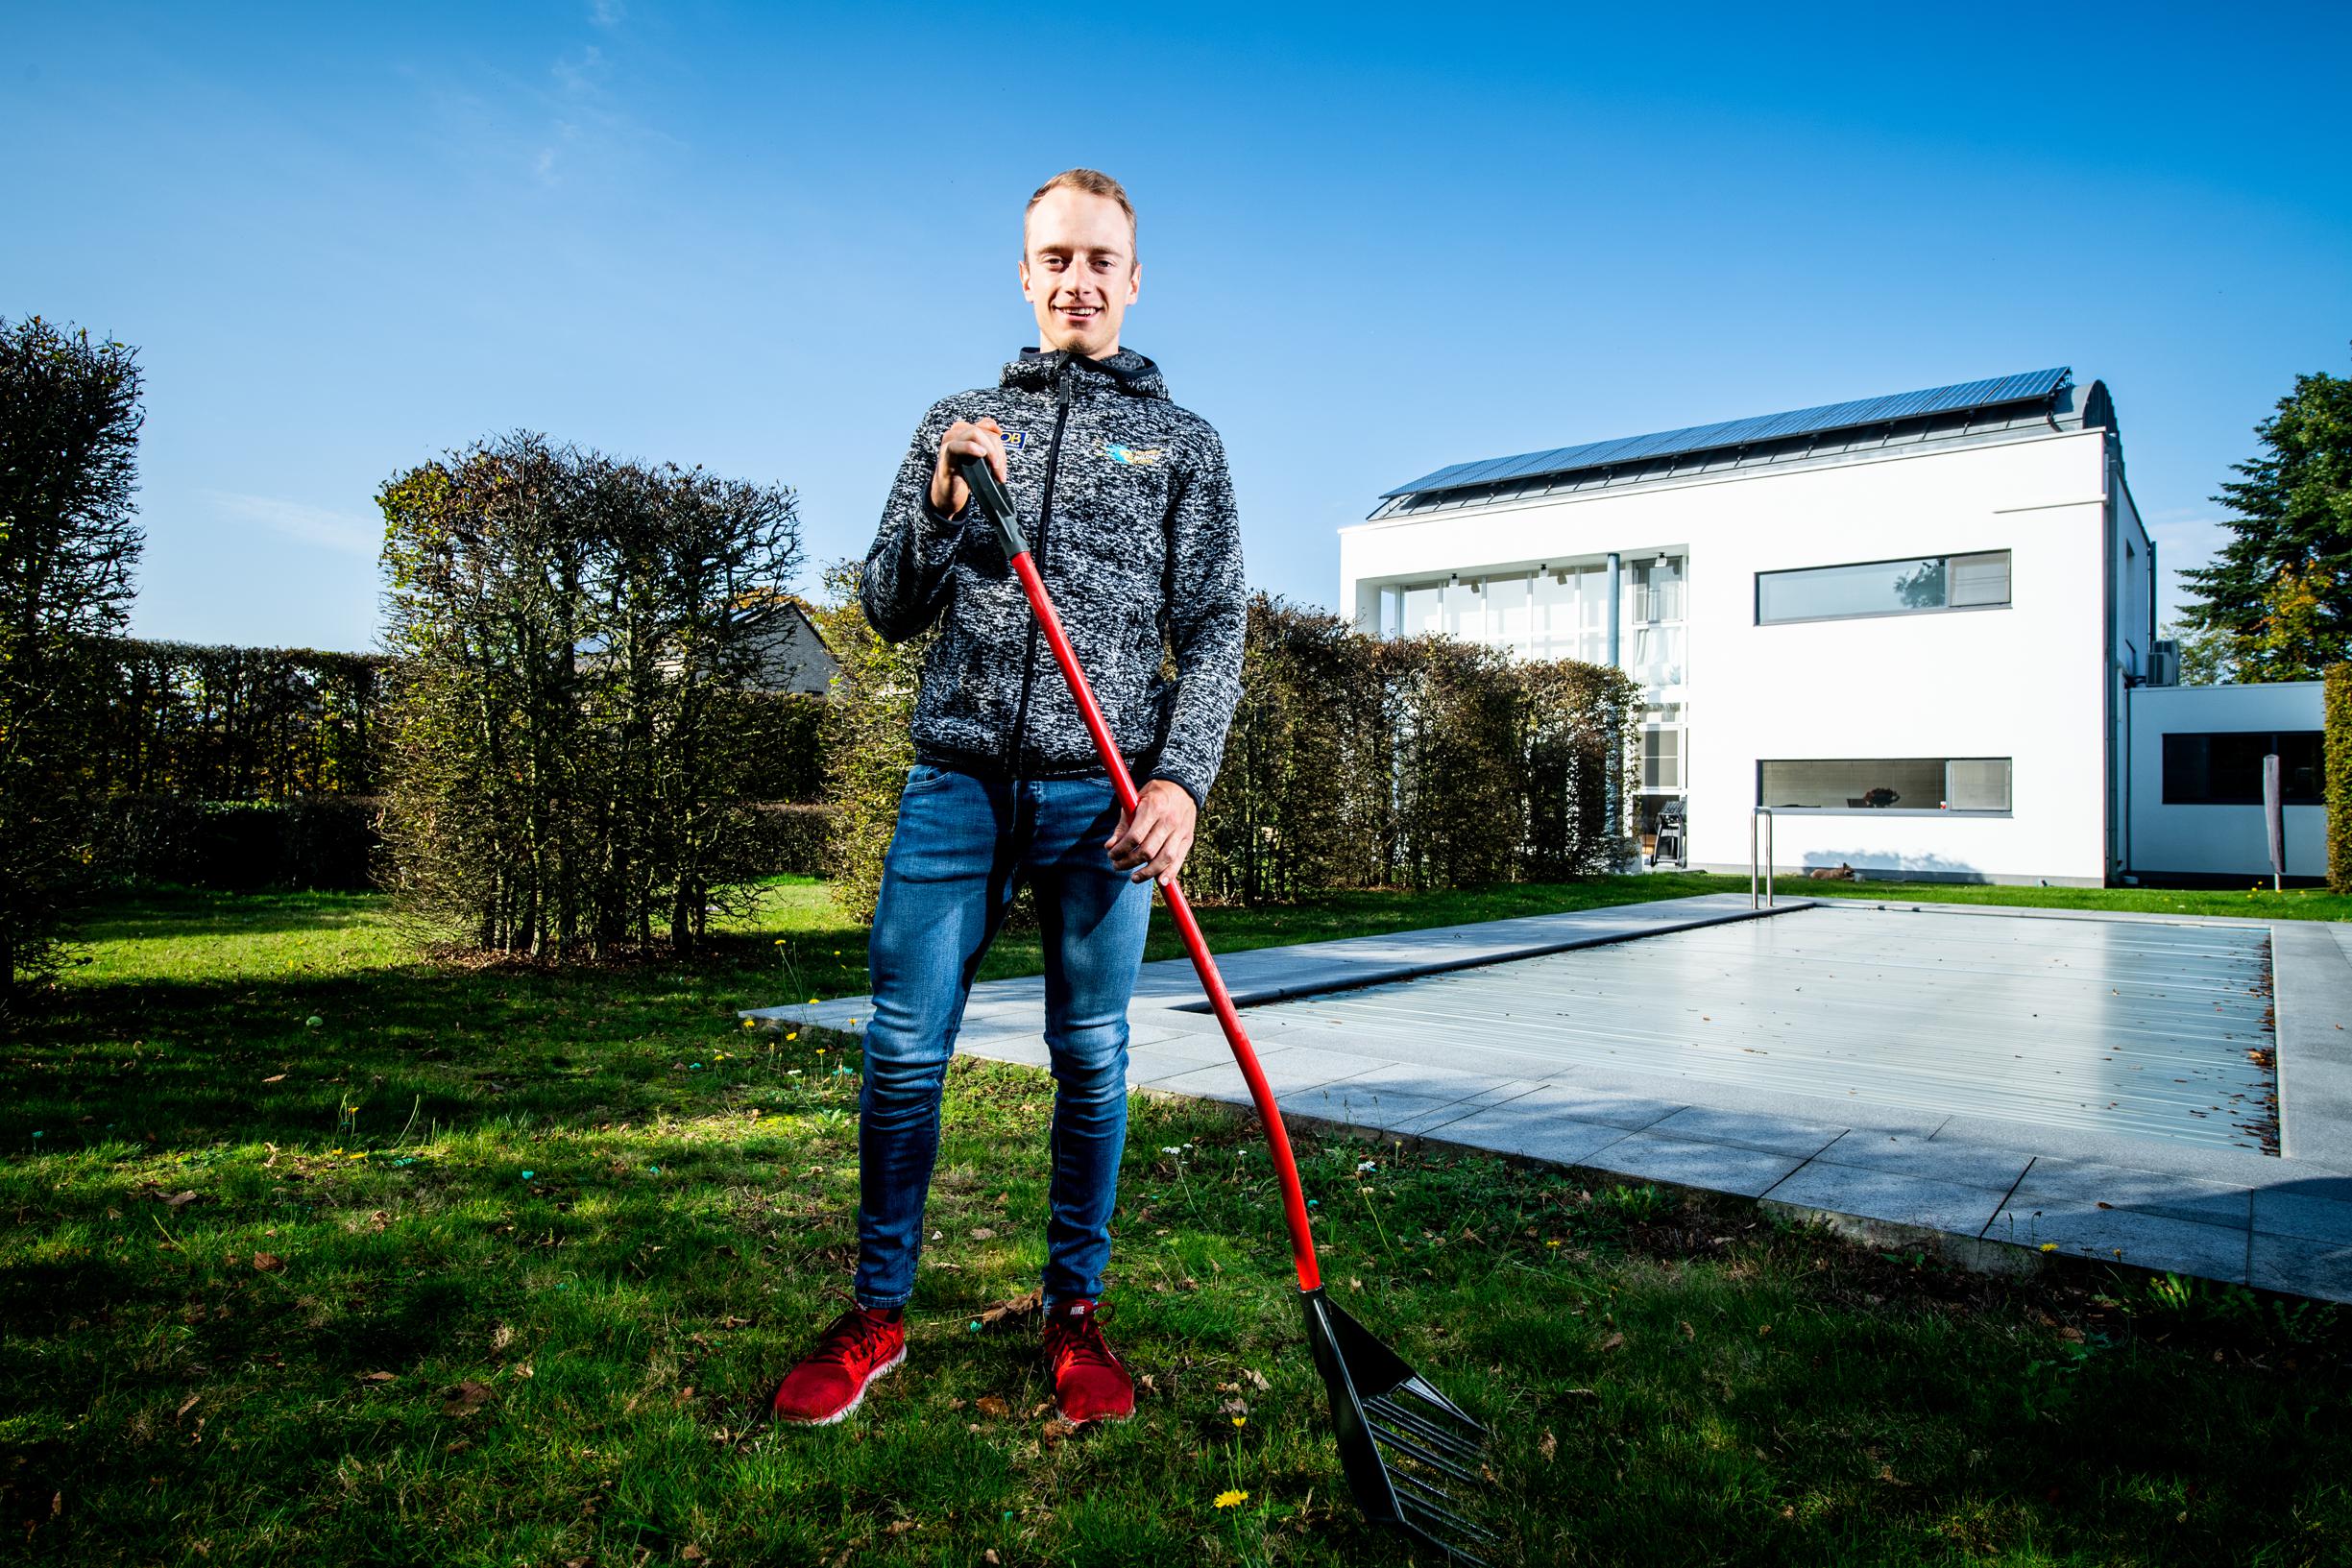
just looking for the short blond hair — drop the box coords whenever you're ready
[1023,168,1137,258]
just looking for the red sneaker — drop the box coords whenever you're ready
[1042,1298,1133,1424]
[765,1306,907,1426]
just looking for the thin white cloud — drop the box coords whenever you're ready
[588,0,625,28]
[204,491,379,557]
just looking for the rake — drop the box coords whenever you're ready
[958,454,1498,1562]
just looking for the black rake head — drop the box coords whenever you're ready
[1300,1287,1501,1564]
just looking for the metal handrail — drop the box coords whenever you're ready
[1750,808,1775,909]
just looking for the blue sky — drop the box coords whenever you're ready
[7,2,2347,650]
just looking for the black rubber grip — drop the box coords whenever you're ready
[955,454,1030,561]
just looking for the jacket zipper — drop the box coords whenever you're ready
[1006,360,1077,781]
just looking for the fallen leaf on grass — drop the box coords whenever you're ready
[261,1073,287,1084]
[176,1395,200,1420]
[974,1395,1011,1419]
[885,1519,919,1536]
[1040,1415,1077,1448]
[356,1371,396,1383]
[975,1290,1042,1328]
[1539,1430,1557,1461]
[984,1552,1001,1566]
[1564,1387,1599,1401]
[251,1253,283,1273]
[441,1380,495,1417]
[681,1548,706,1562]
[160,1191,202,1210]
[969,1227,998,1241]
[1596,1333,1626,1353]
[1242,1368,1271,1391]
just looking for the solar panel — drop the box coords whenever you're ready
[1380,368,2071,499]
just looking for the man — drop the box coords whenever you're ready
[764,169,1246,1427]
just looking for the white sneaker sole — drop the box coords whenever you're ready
[770,1344,907,1427]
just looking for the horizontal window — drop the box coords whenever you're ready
[2162,731,2322,806]
[1758,757,2012,813]
[1757,550,2010,625]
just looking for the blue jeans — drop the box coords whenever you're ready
[854,761,1154,1310]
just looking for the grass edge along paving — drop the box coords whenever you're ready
[2,880,2349,1565]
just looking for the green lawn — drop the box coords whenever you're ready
[4,880,2349,1565]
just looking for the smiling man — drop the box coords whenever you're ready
[763,169,1246,1428]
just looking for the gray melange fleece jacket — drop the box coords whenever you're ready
[861,348,1246,810]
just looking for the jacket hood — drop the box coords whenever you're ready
[1002,347,1169,402]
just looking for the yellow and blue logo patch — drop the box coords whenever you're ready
[1103,443,1165,466]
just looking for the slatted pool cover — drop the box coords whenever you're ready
[1249,906,2278,1152]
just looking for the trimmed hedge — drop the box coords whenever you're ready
[816,584,1640,916]
[91,795,383,891]
[88,639,391,800]
[748,803,836,878]
[2327,662,2351,894]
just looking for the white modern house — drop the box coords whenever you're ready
[1342,368,2168,885]
[2125,680,2328,882]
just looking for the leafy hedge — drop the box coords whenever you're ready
[85,640,390,800]
[2327,662,2351,894]
[1188,598,1638,902]
[817,585,1639,917]
[91,795,383,891]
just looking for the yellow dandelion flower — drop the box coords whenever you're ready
[773,939,786,945]
[1230,1415,1247,1428]
[1214,1489,1249,1508]
[742,1019,755,1029]
[2038,1242,2058,1253]
[788,1032,798,1042]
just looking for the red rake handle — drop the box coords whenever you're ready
[958,455,1321,1293]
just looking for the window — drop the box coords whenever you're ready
[1757,550,2010,625]
[1758,757,2012,813]
[1640,706,1685,791]
[2162,732,2323,806]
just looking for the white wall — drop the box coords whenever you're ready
[2126,683,2328,880]
[1340,429,2122,884]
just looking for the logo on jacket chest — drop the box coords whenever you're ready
[1102,443,1164,466]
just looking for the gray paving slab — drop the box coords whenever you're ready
[2275,921,2352,1169]
[2251,1185,2352,1246]
[1762,1161,2015,1237]
[1380,1080,1551,1139]
[1984,1195,2250,1282]
[1147,1047,1382,1102]
[1416,1106,1630,1168]
[1589,1131,1807,1198]
[1316,1060,1526,1105]
[2249,1234,2352,1300]
[1647,1104,1851,1158]
[1124,1046,1231,1088]
[1290,1078,1470,1129]
[2006,1157,2253,1231]
[1812,1129,2032,1191]
[1471,1080,1685,1133]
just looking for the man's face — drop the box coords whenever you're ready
[1020,187,1139,359]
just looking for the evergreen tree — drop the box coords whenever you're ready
[2176,355,2352,681]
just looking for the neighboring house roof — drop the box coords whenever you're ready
[1375,367,2109,519]
[744,597,838,697]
